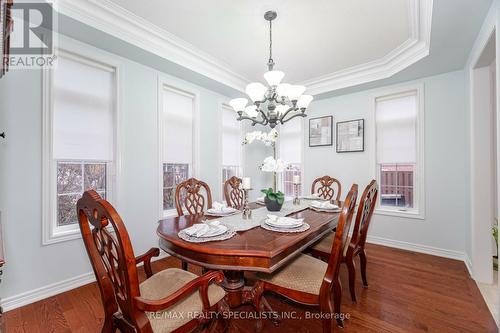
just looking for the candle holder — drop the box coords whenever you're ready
[242,188,252,219]
[293,183,301,205]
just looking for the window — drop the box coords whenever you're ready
[278,117,303,197]
[375,88,424,217]
[221,104,242,197]
[43,50,117,244]
[160,85,195,214]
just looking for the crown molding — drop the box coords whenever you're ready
[300,0,433,95]
[55,0,249,92]
[56,0,433,96]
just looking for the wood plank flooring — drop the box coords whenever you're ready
[3,244,497,332]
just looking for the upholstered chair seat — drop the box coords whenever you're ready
[312,234,350,256]
[257,254,328,295]
[140,268,226,333]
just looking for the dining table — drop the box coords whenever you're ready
[157,201,341,309]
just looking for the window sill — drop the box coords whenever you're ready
[43,227,82,245]
[375,208,425,220]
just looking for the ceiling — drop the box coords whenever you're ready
[57,0,493,96]
[108,0,411,84]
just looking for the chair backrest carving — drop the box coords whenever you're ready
[311,176,342,201]
[175,178,213,216]
[350,180,378,249]
[321,184,358,289]
[77,190,150,331]
[224,176,244,209]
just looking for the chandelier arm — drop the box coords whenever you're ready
[258,108,270,123]
[238,115,265,124]
[279,107,298,122]
[280,111,307,125]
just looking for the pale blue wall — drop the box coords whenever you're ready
[0,34,230,302]
[303,70,468,254]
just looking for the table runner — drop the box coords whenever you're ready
[217,200,311,232]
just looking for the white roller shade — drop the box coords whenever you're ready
[375,91,417,164]
[222,105,241,166]
[279,117,302,164]
[162,86,194,165]
[52,54,115,161]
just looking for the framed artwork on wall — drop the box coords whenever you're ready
[336,119,364,153]
[309,116,333,147]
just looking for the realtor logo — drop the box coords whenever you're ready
[5,0,56,69]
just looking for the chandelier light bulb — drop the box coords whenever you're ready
[245,82,267,102]
[297,95,314,109]
[244,105,259,118]
[287,85,306,101]
[264,70,285,86]
[229,98,248,112]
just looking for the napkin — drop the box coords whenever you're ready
[209,202,236,213]
[183,221,223,237]
[311,201,339,210]
[266,214,304,226]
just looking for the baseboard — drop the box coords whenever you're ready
[1,271,96,312]
[464,253,473,277]
[1,252,169,312]
[366,235,466,261]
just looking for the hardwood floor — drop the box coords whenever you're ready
[4,244,497,332]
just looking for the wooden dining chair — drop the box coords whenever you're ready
[309,180,378,303]
[77,190,227,333]
[175,177,213,216]
[312,176,342,201]
[254,184,358,332]
[224,176,244,209]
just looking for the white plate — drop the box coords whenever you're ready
[198,225,228,238]
[302,195,328,201]
[265,219,303,229]
[205,207,238,216]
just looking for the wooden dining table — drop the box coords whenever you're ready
[157,202,340,309]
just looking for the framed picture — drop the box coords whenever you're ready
[336,119,364,153]
[309,116,333,147]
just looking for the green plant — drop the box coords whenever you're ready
[261,188,285,205]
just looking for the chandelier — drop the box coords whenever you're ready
[229,11,313,129]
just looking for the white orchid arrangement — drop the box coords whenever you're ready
[260,156,288,173]
[243,129,278,146]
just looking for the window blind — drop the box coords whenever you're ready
[375,91,417,164]
[279,117,302,164]
[52,54,115,161]
[222,105,241,166]
[162,86,194,165]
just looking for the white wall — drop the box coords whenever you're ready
[303,70,468,256]
[0,35,231,308]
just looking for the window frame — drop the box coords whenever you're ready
[42,42,120,245]
[277,118,305,197]
[157,76,200,219]
[369,83,425,220]
[219,102,244,201]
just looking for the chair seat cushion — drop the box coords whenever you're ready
[140,268,225,333]
[312,234,350,256]
[257,254,328,295]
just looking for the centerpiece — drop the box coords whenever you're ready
[243,129,287,211]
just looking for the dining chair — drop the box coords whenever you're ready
[312,176,342,201]
[224,176,244,209]
[309,180,378,303]
[254,184,358,332]
[175,177,213,216]
[77,190,227,333]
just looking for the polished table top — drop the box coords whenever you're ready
[157,202,340,273]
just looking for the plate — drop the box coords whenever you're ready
[265,219,303,229]
[198,225,228,238]
[205,207,238,216]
